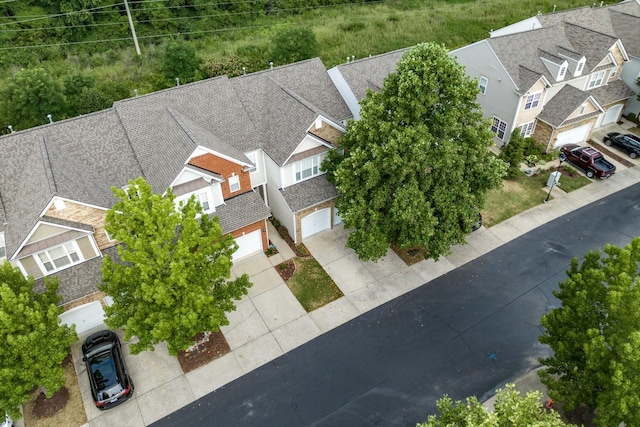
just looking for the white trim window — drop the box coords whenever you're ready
[295,157,320,182]
[37,242,82,273]
[228,175,240,193]
[0,232,5,259]
[558,65,567,80]
[576,61,584,74]
[588,70,605,89]
[524,92,541,110]
[245,152,257,173]
[610,65,618,79]
[519,121,535,137]
[479,76,488,95]
[196,191,211,211]
[491,117,508,140]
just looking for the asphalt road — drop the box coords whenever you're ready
[153,183,640,427]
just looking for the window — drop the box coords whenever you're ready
[610,65,618,78]
[228,175,240,193]
[197,191,211,211]
[37,242,81,273]
[0,232,5,259]
[245,152,257,172]
[579,104,586,115]
[558,65,567,80]
[491,117,508,140]
[588,70,605,89]
[295,157,319,182]
[479,76,488,95]
[576,61,584,73]
[524,92,541,110]
[519,121,535,137]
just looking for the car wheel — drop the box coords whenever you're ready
[586,170,595,178]
[631,152,637,159]
[604,139,612,146]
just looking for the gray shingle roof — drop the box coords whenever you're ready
[214,191,271,234]
[0,110,141,258]
[487,22,619,91]
[537,85,596,127]
[536,2,640,57]
[335,48,410,101]
[591,79,637,106]
[114,76,261,193]
[280,175,337,213]
[231,59,351,167]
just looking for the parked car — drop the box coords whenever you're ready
[603,132,640,159]
[82,330,134,410]
[560,144,616,179]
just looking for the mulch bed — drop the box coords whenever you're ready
[177,331,231,374]
[554,402,596,427]
[276,259,296,281]
[31,353,72,419]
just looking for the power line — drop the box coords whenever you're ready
[0,3,124,26]
[0,1,384,50]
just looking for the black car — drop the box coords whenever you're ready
[82,330,134,410]
[603,132,640,159]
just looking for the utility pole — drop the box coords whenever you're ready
[123,0,141,56]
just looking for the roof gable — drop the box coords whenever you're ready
[487,22,620,88]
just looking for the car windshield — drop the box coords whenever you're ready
[89,350,122,398]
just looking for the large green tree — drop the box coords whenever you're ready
[100,177,251,356]
[0,68,66,131]
[539,237,640,426]
[419,383,571,426]
[323,42,506,261]
[162,41,203,85]
[0,263,77,420]
[269,27,319,66]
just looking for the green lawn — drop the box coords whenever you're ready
[286,257,344,312]
[482,170,591,227]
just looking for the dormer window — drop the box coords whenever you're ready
[558,65,567,80]
[576,61,584,74]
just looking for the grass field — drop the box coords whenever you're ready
[0,0,593,96]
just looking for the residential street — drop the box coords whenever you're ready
[151,183,640,427]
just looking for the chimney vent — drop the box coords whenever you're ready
[47,114,53,124]
[175,77,180,86]
[8,125,14,133]
[270,62,273,69]
[134,89,139,96]
[243,67,247,75]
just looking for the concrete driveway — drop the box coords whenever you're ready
[70,162,640,426]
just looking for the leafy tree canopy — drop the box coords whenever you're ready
[162,41,203,84]
[323,42,506,261]
[100,177,251,356]
[269,26,319,65]
[0,263,77,420]
[0,68,65,131]
[539,237,640,426]
[419,383,571,427]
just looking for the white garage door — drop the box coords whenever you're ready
[59,301,105,335]
[555,123,592,148]
[301,208,331,239]
[601,104,623,127]
[232,229,262,261]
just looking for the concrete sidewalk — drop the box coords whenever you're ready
[77,162,640,426]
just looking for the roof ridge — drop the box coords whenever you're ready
[113,75,229,106]
[561,20,618,41]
